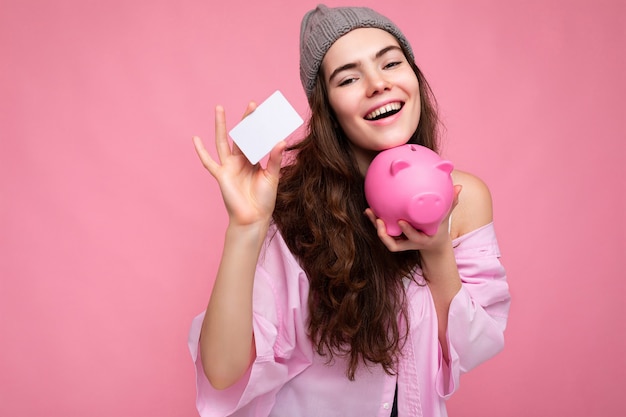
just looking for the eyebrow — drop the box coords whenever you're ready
[327,45,403,84]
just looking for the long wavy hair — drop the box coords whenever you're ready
[272,50,441,380]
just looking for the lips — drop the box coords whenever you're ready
[364,102,403,121]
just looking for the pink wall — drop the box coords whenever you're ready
[1,0,624,415]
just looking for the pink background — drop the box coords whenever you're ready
[1,0,624,415]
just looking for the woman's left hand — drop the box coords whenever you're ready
[365,185,462,254]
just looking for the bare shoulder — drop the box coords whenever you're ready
[449,169,494,239]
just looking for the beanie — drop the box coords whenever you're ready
[299,4,414,99]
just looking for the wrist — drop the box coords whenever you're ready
[419,236,453,260]
[420,238,456,272]
[225,220,271,246]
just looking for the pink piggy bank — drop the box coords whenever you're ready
[364,144,454,236]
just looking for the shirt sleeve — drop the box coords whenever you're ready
[188,229,313,417]
[436,222,511,398]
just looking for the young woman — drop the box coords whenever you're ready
[189,5,510,417]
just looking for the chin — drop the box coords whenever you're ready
[379,136,412,150]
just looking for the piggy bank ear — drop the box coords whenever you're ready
[390,160,410,176]
[436,160,454,174]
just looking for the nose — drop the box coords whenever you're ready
[365,70,391,97]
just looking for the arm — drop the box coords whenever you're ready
[365,170,493,362]
[422,170,493,361]
[201,222,266,390]
[193,103,286,390]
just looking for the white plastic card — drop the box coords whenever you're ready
[229,90,304,164]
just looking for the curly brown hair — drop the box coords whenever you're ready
[273,56,441,380]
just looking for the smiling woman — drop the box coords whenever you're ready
[189,4,510,417]
[322,28,422,169]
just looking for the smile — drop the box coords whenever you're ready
[364,102,403,121]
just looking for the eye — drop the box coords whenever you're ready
[338,77,358,87]
[384,61,402,69]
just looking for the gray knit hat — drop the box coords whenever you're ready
[299,4,414,99]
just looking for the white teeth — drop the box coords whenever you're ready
[365,102,402,120]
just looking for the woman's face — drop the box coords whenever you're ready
[321,28,421,172]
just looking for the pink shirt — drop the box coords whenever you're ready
[188,222,510,417]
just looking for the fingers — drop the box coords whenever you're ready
[364,208,378,227]
[364,210,402,251]
[397,220,423,241]
[192,136,218,176]
[364,209,394,242]
[364,209,437,252]
[242,101,257,119]
[211,101,266,160]
[214,105,231,162]
[198,101,280,178]
[265,141,287,178]
[451,184,463,211]
[231,141,244,157]
[377,222,408,252]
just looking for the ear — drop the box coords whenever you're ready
[435,160,454,174]
[390,160,410,176]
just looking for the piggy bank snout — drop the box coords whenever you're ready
[409,192,449,224]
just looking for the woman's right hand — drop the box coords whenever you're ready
[193,102,286,227]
